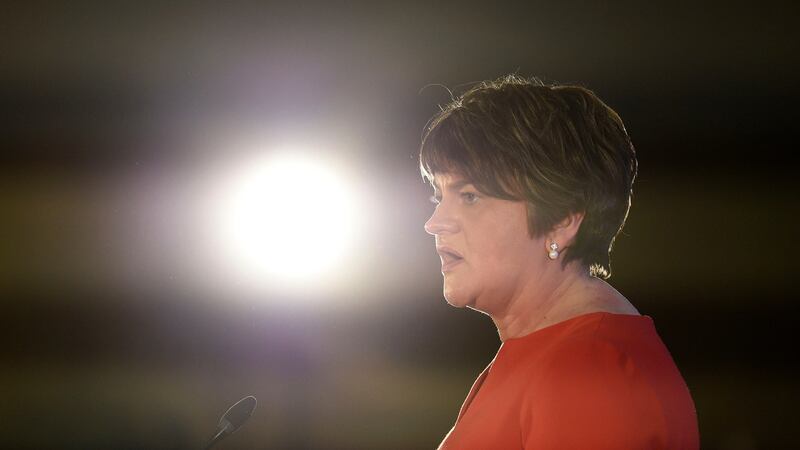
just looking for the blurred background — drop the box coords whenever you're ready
[1,1,797,449]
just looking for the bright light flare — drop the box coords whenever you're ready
[218,152,359,289]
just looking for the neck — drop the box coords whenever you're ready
[489,262,600,341]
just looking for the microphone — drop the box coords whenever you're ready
[203,395,257,450]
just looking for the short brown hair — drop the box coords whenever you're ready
[420,75,637,279]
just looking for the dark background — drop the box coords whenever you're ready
[1,1,797,449]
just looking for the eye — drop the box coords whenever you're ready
[461,191,479,204]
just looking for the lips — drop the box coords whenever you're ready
[436,246,464,272]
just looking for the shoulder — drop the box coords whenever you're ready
[520,314,691,449]
[532,313,670,394]
[534,315,651,387]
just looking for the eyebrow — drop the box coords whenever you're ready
[432,179,474,193]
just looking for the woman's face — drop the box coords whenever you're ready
[424,172,546,314]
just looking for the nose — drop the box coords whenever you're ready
[424,203,459,236]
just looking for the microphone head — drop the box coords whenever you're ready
[218,395,257,435]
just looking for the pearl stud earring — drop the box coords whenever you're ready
[548,242,559,260]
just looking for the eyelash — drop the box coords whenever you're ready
[461,192,478,204]
[429,192,479,205]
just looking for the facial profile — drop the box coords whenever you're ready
[424,172,548,315]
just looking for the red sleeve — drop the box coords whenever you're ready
[520,338,672,450]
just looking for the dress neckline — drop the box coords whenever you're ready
[501,311,648,346]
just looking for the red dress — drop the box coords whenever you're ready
[437,312,699,449]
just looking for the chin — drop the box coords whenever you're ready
[444,297,469,308]
[443,286,474,309]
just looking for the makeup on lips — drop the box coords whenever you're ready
[436,246,464,272]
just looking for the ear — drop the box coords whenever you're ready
[547,211,585,250]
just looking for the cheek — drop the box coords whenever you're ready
[464,202,536,269]
[480,224,535,265]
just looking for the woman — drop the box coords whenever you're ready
[421,76,699,449]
